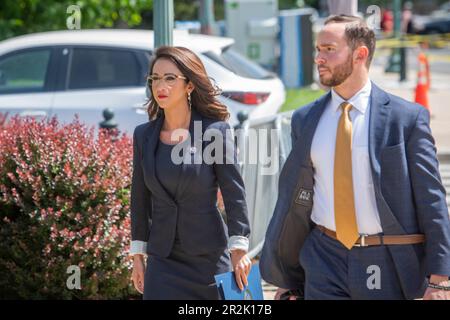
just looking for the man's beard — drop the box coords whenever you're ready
[319,54,353,87]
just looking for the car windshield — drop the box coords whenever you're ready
[203,46,275,80]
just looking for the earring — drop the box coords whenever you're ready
[188,92,192,111]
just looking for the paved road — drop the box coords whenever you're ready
[371,47,450,151]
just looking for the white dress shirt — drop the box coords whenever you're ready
[130,236,249,256]
[310,80,383,235]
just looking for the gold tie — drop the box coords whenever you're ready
[334,102,359,250]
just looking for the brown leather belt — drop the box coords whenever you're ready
[316,225,425,247]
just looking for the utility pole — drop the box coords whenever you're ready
[385,0,406,82]
[199,0,215,35]
[154,0,174,48]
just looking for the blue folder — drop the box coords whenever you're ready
[214,263,264,300]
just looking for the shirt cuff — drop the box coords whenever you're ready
[129,240,147,256]
[228,236,249,252]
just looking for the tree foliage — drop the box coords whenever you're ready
[0,0,154,41]
[0,0,320,41]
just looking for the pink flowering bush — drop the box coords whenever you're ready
[0,114,135,299]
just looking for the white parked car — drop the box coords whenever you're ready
[0,29,285,134]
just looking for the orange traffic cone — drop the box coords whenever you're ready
[414,52,431,113]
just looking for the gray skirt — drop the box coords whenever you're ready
[143,239,232,300]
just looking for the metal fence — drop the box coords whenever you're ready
[235,110,294,258]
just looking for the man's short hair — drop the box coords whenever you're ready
[324,15,376,68]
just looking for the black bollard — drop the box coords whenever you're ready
[99,108,119,140]
[234,111,249,130]
[400,45,407,82]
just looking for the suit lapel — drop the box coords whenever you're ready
[142,112,175,202]
[368,82,391,184]
[292,91,331,168]
[368,82,406,234]
[174,108,203,200]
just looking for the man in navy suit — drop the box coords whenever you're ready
[260,15,450,300]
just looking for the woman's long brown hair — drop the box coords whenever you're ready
[145,46,230,121]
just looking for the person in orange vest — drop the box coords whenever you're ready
[415,41,431,112]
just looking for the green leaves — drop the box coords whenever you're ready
[0,0,154,41]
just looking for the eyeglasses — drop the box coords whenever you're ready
[147,74,187,87]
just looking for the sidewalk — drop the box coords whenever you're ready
[370,49,450,152]
[262,280,277,300]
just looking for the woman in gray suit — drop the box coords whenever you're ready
[130,46,252,300]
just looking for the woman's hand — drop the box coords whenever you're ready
[131,254,146,294]
[230,249,252,291]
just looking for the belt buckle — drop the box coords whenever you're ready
[354,234,368,247]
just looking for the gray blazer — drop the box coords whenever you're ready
[130,108,250,257]
[260,82,450,299]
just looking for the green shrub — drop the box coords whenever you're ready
[0,114,136,299]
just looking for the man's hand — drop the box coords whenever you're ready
[230,249,252,291]
[275,288,297,300]
[423,275,450,300]
[131,254,146,294]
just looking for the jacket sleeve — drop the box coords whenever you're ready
[213,121,251,252]
[406,107,450,277]
[260,111,306,290]
[130,126,153,255]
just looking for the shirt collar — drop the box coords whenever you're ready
[331,79,372,114]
